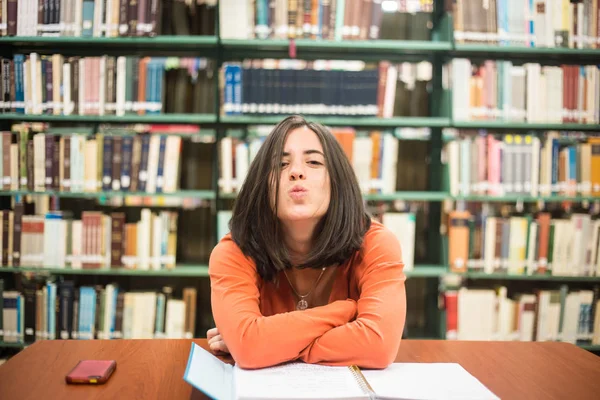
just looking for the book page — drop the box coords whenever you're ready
[233,362,368,400]
[183,343,235,400]
[361,363,499,400]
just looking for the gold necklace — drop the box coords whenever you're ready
[283,267,326,310]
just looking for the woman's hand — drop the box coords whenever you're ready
[207,327,230,354]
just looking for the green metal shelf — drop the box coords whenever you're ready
[453,195,600,203]
[0,36,218,53]
[0,190,216,200]
[222,38,451,51]
[456,272,600,282]
[578,344,600,351]
[364,192,450,201]
[0,113,218,124]
[0,265,445,278]
[220,115,451,128]
[452,44,600,62]
[0,265,209,277]
[452,120,600,131]
[0,342,26,348]
[405,265,447,278]
[221,39,451,60]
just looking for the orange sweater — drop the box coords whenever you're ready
[209,220,407,369]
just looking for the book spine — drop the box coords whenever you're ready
[120,136,133,191]
[6,0,17,36]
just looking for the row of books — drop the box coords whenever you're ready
[0,207,178,270]
[444,286,600,345]
[444,131,600,197]
[0,279,197,344]
[0,129,183,195]
[451,59,600,123]
[0,0,216,37]
[452,0,600,49]
[219,129,401,195]
[0,54,216,115]
[219,0,433,41]
[221,59,431,117]
[447,208,600,277]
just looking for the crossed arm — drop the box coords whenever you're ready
[208,228,406,369]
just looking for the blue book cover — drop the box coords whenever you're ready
[14,55,25,113]
[223,64,234,116]
[82,0,95,37]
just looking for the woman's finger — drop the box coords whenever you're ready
[208,334,222,345]
[209,340,229,354]
[206,327,219,339]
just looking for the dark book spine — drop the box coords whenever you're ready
[119,0,130,36]
[114,291,125,338]
[102,136,113,191]
[120,136,133,191]
[12,202,23,267]
[18,127,28,190]
[2,59,10,112]
[44,0,50,26]
[110,212,125,267]
[45,135,54,190]
[53,0,60,25]
[63,136,71,192]
[23,282,37,343]
[129,135,141,192]
[71,58,79,115]
[38,0,44,30]
[26,139,34,191]
[6,0,17,36]
[1,211,8,266]
[111,136,122,191]
[138,134,150,192]
[58,281,74,339]
[129,0,139,36]
[155,135,166,193]
[52,135,59,189]
[71,289,79,339]
[45,59,52,114]
[94,286,103,339]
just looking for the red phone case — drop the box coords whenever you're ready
[65,360,116,384]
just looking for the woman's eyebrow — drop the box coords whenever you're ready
[281,149,325,157]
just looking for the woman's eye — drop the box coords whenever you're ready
[280,162,289,167]
[308,160,323,165]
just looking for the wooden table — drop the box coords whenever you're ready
[0,339,599,399]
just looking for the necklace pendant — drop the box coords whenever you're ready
[296,299,308,310]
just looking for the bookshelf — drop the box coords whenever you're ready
[0,265,210,277]
[0,114,218,124]
[0,0,599,352]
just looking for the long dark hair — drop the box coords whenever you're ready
[229,115,371,282]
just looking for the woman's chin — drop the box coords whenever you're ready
[279,210,321,222]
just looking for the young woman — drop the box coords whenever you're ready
[207,115,407,369]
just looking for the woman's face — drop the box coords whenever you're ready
[274,126,331,223]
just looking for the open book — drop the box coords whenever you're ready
[183,343,500,400]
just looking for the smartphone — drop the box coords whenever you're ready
[65,360,117,384]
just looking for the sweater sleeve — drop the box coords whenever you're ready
[298,225,407,369]
[209,237,358,369]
